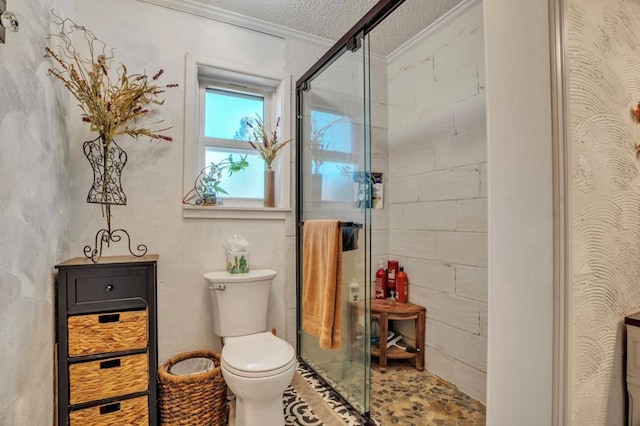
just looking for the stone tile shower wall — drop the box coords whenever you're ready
[568,1,640,424]
[387,1,486,403]
[0,0,73,423]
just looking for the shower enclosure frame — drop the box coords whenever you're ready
[295,0,406,420]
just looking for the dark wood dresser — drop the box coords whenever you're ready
[55,255,158,425]
[625,312,640,426]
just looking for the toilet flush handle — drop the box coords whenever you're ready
[211,284,225,291]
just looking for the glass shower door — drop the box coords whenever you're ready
[297,35,372,414]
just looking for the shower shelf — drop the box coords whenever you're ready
[370,300,425,372]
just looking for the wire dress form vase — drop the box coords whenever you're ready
[83,136,147,262]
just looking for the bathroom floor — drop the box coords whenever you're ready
[292,361,486,425]
[370,360,486,425]
[227,361,486,425]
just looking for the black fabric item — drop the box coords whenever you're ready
[342,225,359,251]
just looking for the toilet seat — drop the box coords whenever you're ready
[221,332,295,378]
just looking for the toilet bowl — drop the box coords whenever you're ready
[221,332,296,426]
[205,269,296,426]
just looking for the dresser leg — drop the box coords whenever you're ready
[629,382,640,426]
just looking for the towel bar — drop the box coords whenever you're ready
[298,220,361,251]
[298,221,363,229]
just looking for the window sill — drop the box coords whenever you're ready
[183,205,290,220]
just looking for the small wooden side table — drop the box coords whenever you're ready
[371,299,425,372]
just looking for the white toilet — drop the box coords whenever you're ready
[204,269,296,426]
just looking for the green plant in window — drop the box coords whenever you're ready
[182,155,249,206]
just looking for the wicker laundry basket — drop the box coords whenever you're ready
[158,350,228,425]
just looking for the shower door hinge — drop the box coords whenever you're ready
[347,30,365,52]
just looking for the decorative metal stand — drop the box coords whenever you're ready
[83,136,147,263]
[84,136,127,205]
[83,204,148,262]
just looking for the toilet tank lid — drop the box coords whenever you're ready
[204,269,277,283]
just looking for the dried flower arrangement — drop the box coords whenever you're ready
[45,15,177,144]
[308,117,343,174]
[44,14,177,261]
[245,114,293,169]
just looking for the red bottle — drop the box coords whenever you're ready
[375,262,387,299]
[396,267,408,303]
[387,260,399,298]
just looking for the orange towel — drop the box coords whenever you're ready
[302,220,342,350]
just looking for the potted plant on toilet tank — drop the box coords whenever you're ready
[224,235,250,274]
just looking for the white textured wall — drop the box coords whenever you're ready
[0,0,73,424]
[69,0,335,363]
[387,1,487,403]
[568,1,640,424]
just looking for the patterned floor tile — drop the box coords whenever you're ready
[227,382,323,426]
[296,363,365,425]
[283,385,324,426]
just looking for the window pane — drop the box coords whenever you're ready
[310,110,352,154]
[321,161,356,202]
[205,148,264,199]
[204,89,264,140]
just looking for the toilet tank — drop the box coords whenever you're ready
[204,269,276,337]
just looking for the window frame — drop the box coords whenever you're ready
[183,53,292,218]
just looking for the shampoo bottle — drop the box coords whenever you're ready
[375,262,387,299]
[387,260,399,299]
[349,277,359,302]
[396,267,408,303]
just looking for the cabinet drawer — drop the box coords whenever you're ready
[66,265,150,314]
[68,310,148,357]
[69,353,148,404]
[69,395,148,426]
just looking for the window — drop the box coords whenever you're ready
[183,53,292,217]
[200,88,266,199]
[309,109,356,203]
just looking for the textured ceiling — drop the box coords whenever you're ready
[192,0,464,56]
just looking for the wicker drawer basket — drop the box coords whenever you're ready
[158,350,228,426]
[68,309,147,357]
[69,395,148,426]
[69,353,148,404]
